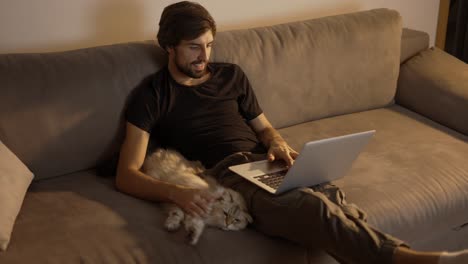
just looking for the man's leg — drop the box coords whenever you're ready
[210,152,406,264]
[224,176,405,263]
[210,152,468,264]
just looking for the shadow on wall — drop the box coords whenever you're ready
[8,1,365,53]
[91,1,148,47]
[12,1,149,53]
[217,1,362,32]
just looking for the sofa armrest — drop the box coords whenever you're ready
[400,28,429,64]
[396,47,468,135]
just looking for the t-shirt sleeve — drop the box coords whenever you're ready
[236,66,263,121]
[125,81,160,133]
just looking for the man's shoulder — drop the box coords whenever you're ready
[152,66,170,83]
[129,67,169,102]
[145,66,171,92]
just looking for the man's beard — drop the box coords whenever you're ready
[174,53,207,79]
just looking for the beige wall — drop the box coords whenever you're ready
[0,0,439,54]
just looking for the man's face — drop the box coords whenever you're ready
[168,30,214,79]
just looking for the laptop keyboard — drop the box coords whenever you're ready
[253,170,287,190]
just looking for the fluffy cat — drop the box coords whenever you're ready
[142,148,253,245]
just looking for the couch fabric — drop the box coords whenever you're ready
[400,28,430,63]
[0,8,467,264]
[1,171,311,264]
[279,105,468,251]
[0,43,165,180]
[211,8,402,129]
[397,47,468,135]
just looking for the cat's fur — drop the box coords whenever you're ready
[142,149,253,245]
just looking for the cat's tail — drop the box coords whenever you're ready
[205,152,252,179]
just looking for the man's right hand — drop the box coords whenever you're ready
[117,122,218,218]
[170,187,217,217]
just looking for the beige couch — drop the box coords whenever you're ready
[1,8,467,263]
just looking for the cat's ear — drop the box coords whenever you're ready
[245,213,253,224]
[212,186,225,199]
[232,205,240,215]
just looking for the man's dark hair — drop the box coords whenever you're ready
[157,1,217,51]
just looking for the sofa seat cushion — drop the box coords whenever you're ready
[278,105,468,250]
[0,170,321,264]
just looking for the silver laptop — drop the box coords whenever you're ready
[228,130,375,194]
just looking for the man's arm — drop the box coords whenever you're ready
[115,122,215,217]
[248,113,299,167]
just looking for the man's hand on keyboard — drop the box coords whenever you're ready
[267,139,299,168]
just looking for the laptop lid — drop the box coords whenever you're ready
[229,130,375,194]
[276,130,375,193]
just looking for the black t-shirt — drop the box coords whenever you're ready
[126,63,266,168]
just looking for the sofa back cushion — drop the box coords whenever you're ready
[0,42,166,180]
[0,9,410,180]
[211,8,402,128]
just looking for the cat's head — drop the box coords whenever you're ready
[211,188,253,231]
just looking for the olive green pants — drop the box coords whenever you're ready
[208,152,408,264]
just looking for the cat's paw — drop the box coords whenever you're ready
[164,210,184,231]
[186,225,203,245]
[165,219,181,231]
[185,217,205,245]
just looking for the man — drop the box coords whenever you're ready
[116,2,467,264]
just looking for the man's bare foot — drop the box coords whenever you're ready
[438,249,468,264]
[393,247,468,264]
